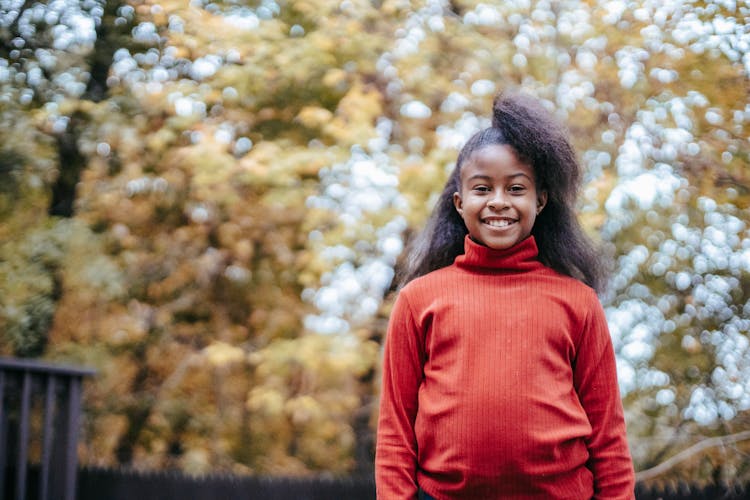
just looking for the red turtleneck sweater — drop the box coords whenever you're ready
[376,236,634,499]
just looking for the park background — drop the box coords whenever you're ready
[1,0,750,489]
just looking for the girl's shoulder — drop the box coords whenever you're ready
[536,265,603,305]
[398,264,460,296]
[402,264,457,290]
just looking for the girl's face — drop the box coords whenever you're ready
[453,144,547,251]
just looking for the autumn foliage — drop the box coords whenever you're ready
[1,0,750,484]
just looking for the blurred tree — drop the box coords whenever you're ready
[1,0,749,483]
[1,0,108,355]
[581,1,750,486]
[4,0,395,474]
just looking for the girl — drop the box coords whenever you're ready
[375,93,635,499]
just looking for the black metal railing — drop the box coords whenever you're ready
[0,357,94,500]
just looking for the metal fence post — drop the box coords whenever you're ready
[0,357,95,500]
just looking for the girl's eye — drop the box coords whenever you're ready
[509,185,526,193]
[473,186,491,192]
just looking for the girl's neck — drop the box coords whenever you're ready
[454,235,542,273]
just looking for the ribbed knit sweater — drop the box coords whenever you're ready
[376,236,635,499]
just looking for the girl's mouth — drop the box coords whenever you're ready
[483,218,516,228]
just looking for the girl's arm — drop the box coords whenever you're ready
[573,294,636,500]
[375,291,425,500]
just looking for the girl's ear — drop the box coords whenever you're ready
[536,190,548,215]
[453,192,464,216]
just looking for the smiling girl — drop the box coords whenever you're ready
[375,93,635,499]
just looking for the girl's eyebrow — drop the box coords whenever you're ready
[466,174,492,181]
[507,172,533,181]
[466,172,533,182]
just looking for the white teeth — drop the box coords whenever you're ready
[485,219,513,227]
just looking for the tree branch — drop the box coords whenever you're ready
[641,418,688,470]
[635,430,750,482]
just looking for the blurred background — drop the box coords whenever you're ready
[1,0,749,488]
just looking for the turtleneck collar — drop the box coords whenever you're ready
[454,235,543,273]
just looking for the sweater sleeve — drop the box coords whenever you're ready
[573,293,636,500]
[375,291,425,500]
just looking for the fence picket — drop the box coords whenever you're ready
[0,357,95,500]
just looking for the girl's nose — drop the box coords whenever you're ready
[487,192,509,209]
